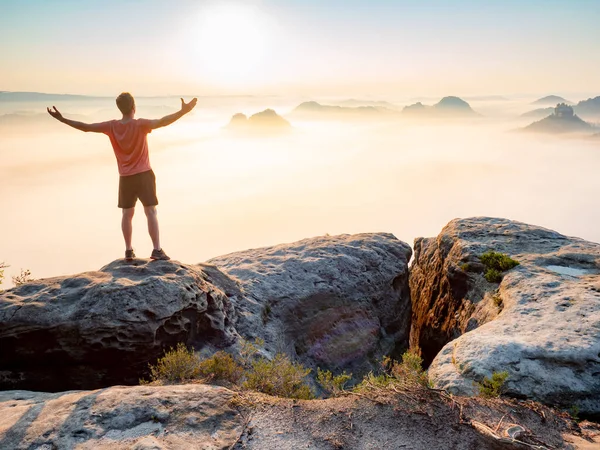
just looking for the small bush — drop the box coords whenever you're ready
[355,350,430,392]
[477,371,509,398]
[243,353,314,399]
[354,372,395,391]
[0,262,7,286]
[239,337,264,366]
[198,351,244,384]
[460,262,480,273]
[317,368,351,396]
[569,405,580,421]
[148,343,201,383]
[144,339,314,400]
[393,350,430,388]
[480,251,520,272]
[12,268,33,286]
[484,268,503,283]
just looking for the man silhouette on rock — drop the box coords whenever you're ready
[48,93,197,261]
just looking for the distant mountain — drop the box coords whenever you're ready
[291,101,396,118]
[402,96,480,118]
[523,104,593,134]
[574,96,600,117]
[336,99,398,109]
[521,107,554,119]
[227,109,290,132]
[0,91,108,102]
[522,96,600,120]
[531,95,571,106]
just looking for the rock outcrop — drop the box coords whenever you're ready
[227,109,291,131]
[410,217,600,415]
[532,95,572,106]
[402,96,480,118]
[209,233,412,377]
[523,104,593,134]
[2,382,592,449]
[291,101,397,119]
[0,233,412,391]
[0,260,237,392]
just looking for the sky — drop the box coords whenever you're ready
[1,0,599,97]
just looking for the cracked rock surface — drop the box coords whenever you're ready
[209,232,412,378]
[411,217,600,414]
[0,260,237,391]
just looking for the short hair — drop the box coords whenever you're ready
[116,92,135,115]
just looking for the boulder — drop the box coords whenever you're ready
[0,260,237,392]
[0,233,412,391]
[410,217,600,414]
[209,233,412,377]
[0,384,244,449]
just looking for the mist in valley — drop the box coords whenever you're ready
[1,94,599,287]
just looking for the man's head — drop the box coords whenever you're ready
[116,92,135,116]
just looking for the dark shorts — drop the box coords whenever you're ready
[118,169,158,209]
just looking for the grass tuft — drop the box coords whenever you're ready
[477,371,509,398]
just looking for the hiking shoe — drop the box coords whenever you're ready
[125,249,136,261]
[150,248,171,261]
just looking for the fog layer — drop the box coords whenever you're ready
[1,96,599,287]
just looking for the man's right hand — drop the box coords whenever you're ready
[180,98,198,114]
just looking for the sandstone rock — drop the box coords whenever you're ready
[411,217,600,414]
[0,233,412,392]
[0,260,237,392]
[209,233,412,377]
[0,382,592,449]
[0,384,244,449]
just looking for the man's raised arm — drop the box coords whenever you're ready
[148,98,197,130]
[47,106,108,133]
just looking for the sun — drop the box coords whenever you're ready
[187,4,270,86]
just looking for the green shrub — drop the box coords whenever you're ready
[144,339,314,400]
[477,371,509,398]
[485,268,503,283]
[393,350,430,388]
[480,251,519,283]
[12,268,33,286]
[317,368,351,396]
[239,337,264,366]
[568,405,580,421]
[243,353,314,399]
[0,262,7,286]
[354,372,395,391]
[198,351,244,384]
[355,350,430,392]
[148,343,201,383]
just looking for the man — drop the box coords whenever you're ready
[47,92,197,261]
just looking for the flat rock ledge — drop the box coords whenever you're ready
[2,383,596,449]
[410,217,600,415]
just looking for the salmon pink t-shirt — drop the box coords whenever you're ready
[98,119,153,177]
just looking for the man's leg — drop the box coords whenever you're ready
[144,205,161,251]
[121,207,135,250]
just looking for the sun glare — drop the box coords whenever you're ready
[187,4,270,86]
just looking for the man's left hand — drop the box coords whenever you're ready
[47,106,63,121]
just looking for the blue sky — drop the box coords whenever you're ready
[1,0,598,96]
